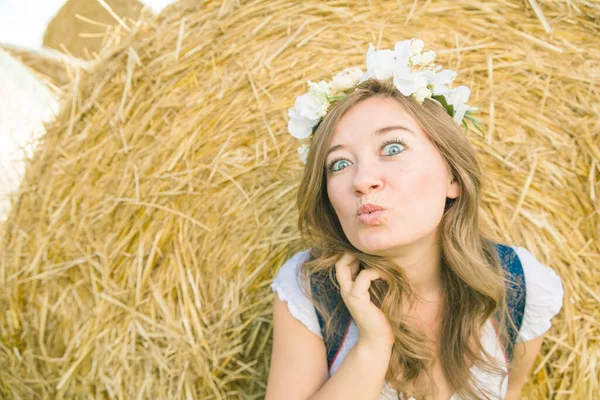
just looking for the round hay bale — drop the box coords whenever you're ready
[43,0,148,59]
[0,0,598,398]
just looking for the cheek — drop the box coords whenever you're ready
[327,180,357,231]
[326,181,344,213]
[409,164,449,212]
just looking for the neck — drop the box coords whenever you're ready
[386,230,445,302]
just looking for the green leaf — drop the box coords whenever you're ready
[463,113,486,137]
[326,94,347,101]
[431,94,454,116]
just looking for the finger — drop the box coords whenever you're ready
[351,268,383,297]
[348,258,360,280]
[334,253,355,292]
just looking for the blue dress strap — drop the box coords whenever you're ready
[309,268,351,370]
[492,242,527,363]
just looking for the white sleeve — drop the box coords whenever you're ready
[512,246,564,343]
[271,250,323,339]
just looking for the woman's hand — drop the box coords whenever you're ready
[335,252,394,350]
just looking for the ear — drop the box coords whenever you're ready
[447,177,460,199]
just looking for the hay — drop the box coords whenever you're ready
[0,0,598,398]
[43,0,149,59]
[1,44,90,91]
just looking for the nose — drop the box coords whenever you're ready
[353,165,383,195]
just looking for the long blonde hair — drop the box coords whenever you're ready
[295,78,519,399]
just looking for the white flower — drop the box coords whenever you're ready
[287,107,320,139]
[409,39,425,56]
[443,86,477,123]
[419,69,456,95]
[410,50,436,66]
[293,86,327,119]
[298,143,310,164]
[421,50,436,64]
[393,69,430,102]
[394,39,412,68]
[364,43,397,80]
[410,54,423,65]
[330,67,364,93]
[287,80,331,139]
[413,86,433,103]
[307,80,331,116]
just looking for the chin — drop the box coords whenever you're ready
[353,236,397,255]
[353,228,417,255]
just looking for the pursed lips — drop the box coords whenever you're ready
[357,203,385,215]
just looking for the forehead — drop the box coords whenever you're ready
[331,96,423,144]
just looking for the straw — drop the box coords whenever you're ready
[43,0,149,60]
[0,43,88,91]
[0,0,598,398]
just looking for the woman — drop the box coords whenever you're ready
[266,39,563,400]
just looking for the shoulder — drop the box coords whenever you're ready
[271,249,323,339]
[272,249,312,286]
[510,246,564,342]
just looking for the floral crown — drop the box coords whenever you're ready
[287,38,482,164]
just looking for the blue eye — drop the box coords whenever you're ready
[326,137,409,174]
[328,157,350,173]
[382,141,406,156]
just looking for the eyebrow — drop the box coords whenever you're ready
[326,125,415,159]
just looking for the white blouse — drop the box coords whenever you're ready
[270,246,564,400]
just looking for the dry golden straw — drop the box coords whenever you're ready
[0,43,89,92]
[43,0,148,60]
[0,0,598,398]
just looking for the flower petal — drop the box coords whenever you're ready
[394,40,411,67]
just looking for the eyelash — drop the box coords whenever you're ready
[326,137,409,174]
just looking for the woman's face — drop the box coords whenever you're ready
[325,96,460,256]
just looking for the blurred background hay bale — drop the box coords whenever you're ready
[43,0,149,59]
[0,0,598,398]
[1,45,78,89]
[0,48,60,222]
